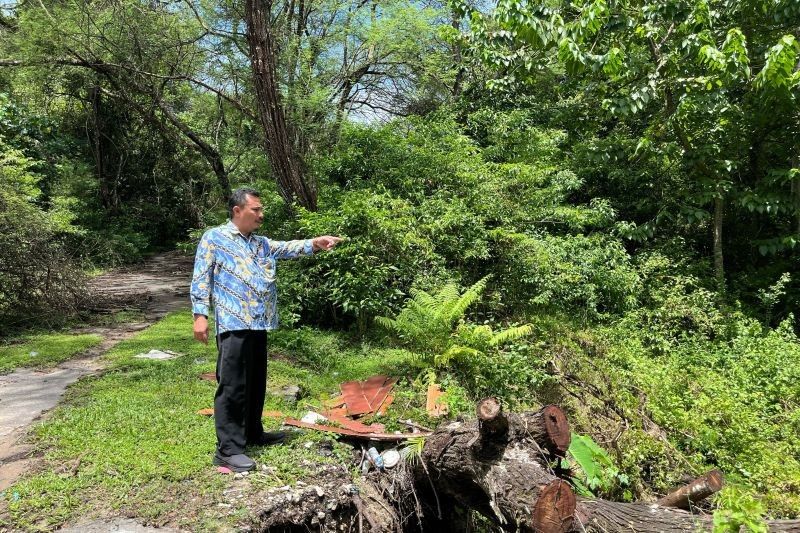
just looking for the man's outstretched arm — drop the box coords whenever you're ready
[268,235,343,258]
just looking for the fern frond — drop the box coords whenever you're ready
[436,345,483,367]
[446,276,489,323]
[489,324,533,346]
[375,315,397,331]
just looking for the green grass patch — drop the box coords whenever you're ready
[0,312,432,531]
[0,333,102,373]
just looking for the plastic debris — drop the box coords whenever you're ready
[367,447,384,471]
[217,466,233,474]
[134,349,180,360]
[300,411,327,424]
[381,449,400,469]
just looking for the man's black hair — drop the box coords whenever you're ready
[228,187,260,218]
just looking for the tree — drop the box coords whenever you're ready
[459,0,800,284]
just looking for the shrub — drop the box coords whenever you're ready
[0,138,85,330]
[289,190,446,332]
[597,311,800,515]
[490,230,640,319]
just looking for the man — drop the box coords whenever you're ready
[190,187,342,472]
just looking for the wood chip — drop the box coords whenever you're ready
[426,383,449,417]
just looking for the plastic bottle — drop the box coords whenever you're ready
[367,447,385,471]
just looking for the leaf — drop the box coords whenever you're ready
[568,433,617,493]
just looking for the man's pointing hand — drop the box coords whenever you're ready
[312,236,343,252]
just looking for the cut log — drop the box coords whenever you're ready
[477,397,508,436]
[408,402,800,533]
[533,480,576,533]
[520,404,571,456]
[418,404,572,531]
[657,469,724,509]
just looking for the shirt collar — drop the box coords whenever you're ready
[224,220,250,240]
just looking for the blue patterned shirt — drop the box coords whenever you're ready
[191,220,313,334]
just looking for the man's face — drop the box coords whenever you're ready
[232,194,264,234]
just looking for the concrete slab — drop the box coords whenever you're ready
[0,367,88,440]
[59,518,183,532]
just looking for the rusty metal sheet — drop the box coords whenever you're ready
[322,412,385,434]
[340,375,397,416]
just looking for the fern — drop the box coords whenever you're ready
[376,277,490,359]
[489,324,533,346]
[377,276,532,369]
[435,345,483,367]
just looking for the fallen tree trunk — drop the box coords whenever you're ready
[408,400,799,533]
[259,400,799,532]
[657,469,724,509]
[417,402,574,531]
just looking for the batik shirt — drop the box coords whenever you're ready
[190,220,313,334]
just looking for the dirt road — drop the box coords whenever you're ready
[0,251,193,492]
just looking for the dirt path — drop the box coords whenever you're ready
[0,251,193,494]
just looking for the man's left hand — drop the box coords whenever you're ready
[312,235,343,251]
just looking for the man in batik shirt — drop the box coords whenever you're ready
[191,187,341,472]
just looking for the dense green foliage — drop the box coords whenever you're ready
[1,0,798,526]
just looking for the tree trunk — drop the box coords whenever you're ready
[417,402,573,531]
[405,401,799,533]
[244,0,316,211]
[793,154,800,238]
[88,85,117,212]
[713,192,724,286]
[656,469,724,509]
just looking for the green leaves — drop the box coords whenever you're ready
[566,433,629,498]
[754,34,800,92]
[375,277,490,361]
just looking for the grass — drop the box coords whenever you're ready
[0,311,438,531]
[0,333,102,373]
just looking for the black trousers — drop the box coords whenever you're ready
[214,330,267,455]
